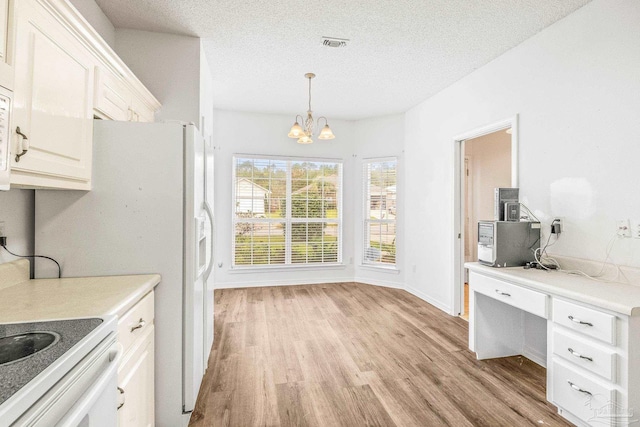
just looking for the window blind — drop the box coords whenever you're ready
[363,158,397,266]
[233,155,343,267]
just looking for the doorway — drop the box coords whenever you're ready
[453,117,518,319]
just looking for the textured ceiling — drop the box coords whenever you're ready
[95,0,591,120]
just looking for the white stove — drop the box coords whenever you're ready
[0,315,118,427]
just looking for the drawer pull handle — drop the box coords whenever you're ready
[567,380,592,396]
[130,318,146,332]
[568,348,593,362]
[117,386,125,410]
[568,315,593,327]
[495,290,511,297]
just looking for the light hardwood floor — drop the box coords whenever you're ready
[189,283,570,427]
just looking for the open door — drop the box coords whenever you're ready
[453,116,518,318]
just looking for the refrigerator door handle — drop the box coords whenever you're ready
[202,201,215,281]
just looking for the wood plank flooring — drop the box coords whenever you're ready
[189,283,571,427]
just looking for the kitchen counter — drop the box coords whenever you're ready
[0,259,161,323]
[466,262,640,316]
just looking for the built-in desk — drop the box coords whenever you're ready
[466,262,640,427]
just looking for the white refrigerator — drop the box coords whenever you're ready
[34,120,215,427]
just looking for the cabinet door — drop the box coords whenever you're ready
[11,0,93,189]
[94,66,131,122]
[0,0,13,90]
[118,326,155,427]
[130,95,154,123]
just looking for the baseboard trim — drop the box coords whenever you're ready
[523,345,547,368]
[404,285,451,314]
[353,276,404,289]
[214,276,354,289]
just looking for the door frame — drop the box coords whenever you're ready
[452,115,519,316]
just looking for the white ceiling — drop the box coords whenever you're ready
[95,0,591,120]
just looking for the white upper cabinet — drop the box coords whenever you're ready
[8,0,160,190]
[94,65,159,124]
[11,0,94,189]
[94,66,130,122]
[0,0,14,90]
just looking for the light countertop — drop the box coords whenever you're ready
[0,260,160,323]
[466,262,640,316]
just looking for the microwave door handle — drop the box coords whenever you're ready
[203,201,214,281]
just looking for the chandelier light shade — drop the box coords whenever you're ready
[287,73,336,144]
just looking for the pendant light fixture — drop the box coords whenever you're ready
[288,73,335,144]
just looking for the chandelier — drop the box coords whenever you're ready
[287,73,335,144]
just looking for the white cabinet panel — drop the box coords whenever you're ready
[118,325,154,427]
[11,0,93,189]
[0,0,13,90]
[117,290,155,427]
[130,95,154,123]
[94,66,130,122]
[552,327,617,382]
[469,271,548,318]
[553,298,616,345]
[117,291,154,358]
[0,0,8,62]
[552,359,616,427]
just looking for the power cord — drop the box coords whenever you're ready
[534,231,630,285]
[1,238,62,278]
[519,203,540,222]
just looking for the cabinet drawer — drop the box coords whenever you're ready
[553,299,615,345]
[118,291,154,356]
[552,327,616,382]
[469,272,548,318]
[552,359,616,427]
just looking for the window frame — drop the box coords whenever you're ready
[362,157,398,269]
[231,154,343,269]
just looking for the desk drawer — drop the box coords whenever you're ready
[552,328,616,382]
[552,359,616,427]
[553,299,615,345]
[469,272,548,318]
[118,291,154,356]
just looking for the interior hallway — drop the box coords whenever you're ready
[190,283,570,426]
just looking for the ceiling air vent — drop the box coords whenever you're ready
[322,37,349,48]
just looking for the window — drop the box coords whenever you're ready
[363,158,397,266]
[233,155,342,267]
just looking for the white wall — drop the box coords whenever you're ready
[199,42,214,140]
[68,0,115,47]
[0,190,34,267]
[352,114,405,288]
[115,29,201,125]
[212,109,358,288]
[404,0,640,314]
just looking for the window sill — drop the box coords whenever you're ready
[228,263,347,274]
[358,264,401,274]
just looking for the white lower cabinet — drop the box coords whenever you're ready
[468,270,639,427]
[117,291,155,427]
[552,359,617,427]
[549,299,635,427]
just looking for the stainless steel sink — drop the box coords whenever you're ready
[0,332,60,366]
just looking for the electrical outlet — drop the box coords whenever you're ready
[631,220,640,239]
[617,219,631,237]
[0,221,5,237]
[551,218,563,234]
